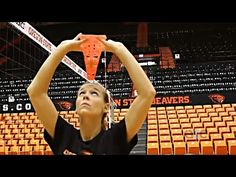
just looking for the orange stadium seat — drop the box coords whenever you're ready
[147,142,159,155]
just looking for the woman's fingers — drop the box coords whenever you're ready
[96,38,113,51]
[73,33,82,40]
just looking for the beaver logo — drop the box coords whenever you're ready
[57,101,72,110]
[208,94,225,104]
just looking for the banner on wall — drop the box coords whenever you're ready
[0,92,235,113]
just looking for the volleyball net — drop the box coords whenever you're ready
[8,22,88,80]
[0,22,116,127]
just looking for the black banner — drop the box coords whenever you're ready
[1,92,235,113]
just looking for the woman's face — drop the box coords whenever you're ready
[76,83,108,119]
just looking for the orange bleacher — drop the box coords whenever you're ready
[0,111,81,155]
[147,103,236,155]
[1,103,236,155]
[0,109,126,155]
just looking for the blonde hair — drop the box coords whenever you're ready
[80,81,116,130]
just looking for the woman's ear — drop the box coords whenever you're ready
[104,103,109,113]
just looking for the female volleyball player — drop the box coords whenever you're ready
[27,33,156,155]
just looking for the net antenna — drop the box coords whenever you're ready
[90,50,117,129]
[107,90,117,129]
[103,50,117,129]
